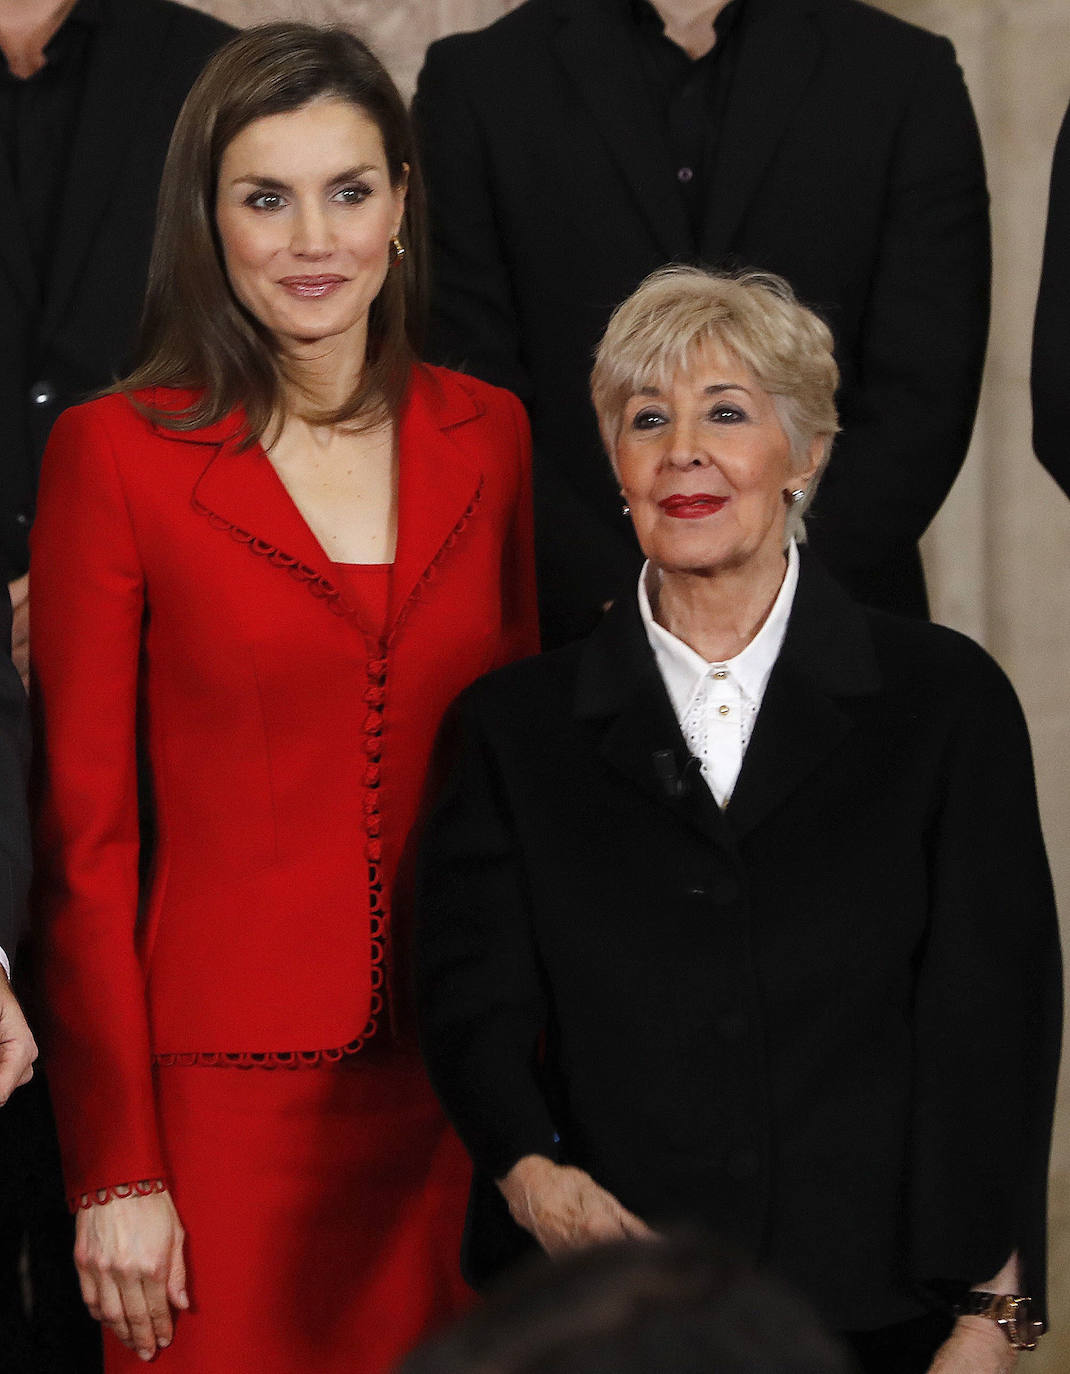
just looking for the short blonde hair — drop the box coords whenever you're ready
[590,267,840,539]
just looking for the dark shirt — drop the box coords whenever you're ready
[627,0,744,240]
[0,0,102,296]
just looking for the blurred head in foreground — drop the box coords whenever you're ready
[399,1231,855,1374]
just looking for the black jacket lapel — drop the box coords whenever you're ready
[727,552,881,839]
[41,0,169,342]
[575,594,727,844]
[701,0,822,260]
[553,0,695,261]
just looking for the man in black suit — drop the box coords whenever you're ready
[1032,98,1070,498]
[0,594,34,1108]
[414,0,991,645]
[1,0,233,682]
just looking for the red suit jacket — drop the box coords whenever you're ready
[31,363,538,1203]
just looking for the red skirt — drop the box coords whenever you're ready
[104,1047,474,1373]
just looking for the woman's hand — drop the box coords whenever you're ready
[926,1317,1018,1374]
[498,1154,656,1256]
[74,1187,188,1360]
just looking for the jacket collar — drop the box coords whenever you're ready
[181,364,485,639]
[575,549,881,842]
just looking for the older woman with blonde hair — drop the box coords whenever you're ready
[416,266,1061,1374]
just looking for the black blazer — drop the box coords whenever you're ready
[0,597,30,965]
[1033,98,1070,498]
[0,0,233,582]
[414,0,990,642]
[415,554,1061,1331]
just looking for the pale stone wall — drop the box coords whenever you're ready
[877,6,1070,1369]
[191,0,1070,1361]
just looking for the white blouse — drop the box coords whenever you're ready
[638,541,799,807]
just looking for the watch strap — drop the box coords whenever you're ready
[955,1291,1045,1351]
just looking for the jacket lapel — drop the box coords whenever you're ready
[388,367,484,633]
[188,412,333,581]
[726,553,881,839]
[41,0,170,343]
[553,0,694,261]
[701,0,822,260]
[575,595,728,845]
[185,369,485,633]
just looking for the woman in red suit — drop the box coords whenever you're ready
[30,23,537,1373]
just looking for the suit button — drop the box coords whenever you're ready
[30,381,55,406]
[14,510,29,527]
[717,1012,747,1042]
[726,1148,760,1180]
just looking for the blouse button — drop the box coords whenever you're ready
[713,670,728,680]
[718,704,730,717]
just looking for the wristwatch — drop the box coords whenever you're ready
[955,1291,1045,1350]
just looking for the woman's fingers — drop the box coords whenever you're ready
[617,1205,658,1241]
[140,1271,176,1353]
[78,1266,101,1323]
[118,1274,163,1360]
[96,1274,134,1349]
[166,1228,189,1312]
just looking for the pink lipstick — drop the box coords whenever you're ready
[278,275,346,299]
[658,493,728,519]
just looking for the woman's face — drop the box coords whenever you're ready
[215,97,406,353]
[615,342,821,578]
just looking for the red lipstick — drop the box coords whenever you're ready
[278,275,346,299]
[658,494,728,519]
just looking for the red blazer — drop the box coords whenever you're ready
[31,363,538,1202]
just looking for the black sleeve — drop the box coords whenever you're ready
[806,38,991,578]
[0,595,30,966]
[1032,100,1070,498]
[908,649,1062,1314]
[415,692,558,1182]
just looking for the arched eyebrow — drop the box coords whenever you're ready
[632,382,753,398]
[229,164,378,191]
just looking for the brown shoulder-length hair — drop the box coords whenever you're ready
[118,22,428,442]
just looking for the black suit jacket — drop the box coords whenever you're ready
[415,554,1061,1330]
[414,0,990,643]
[1032,98,1070,497]
[0,597,30,966]
[0,0,233,581]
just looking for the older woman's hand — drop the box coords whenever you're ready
[926,1318,1018,1374]
[498,1154,656,1256]
[74,1188,188,1360]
